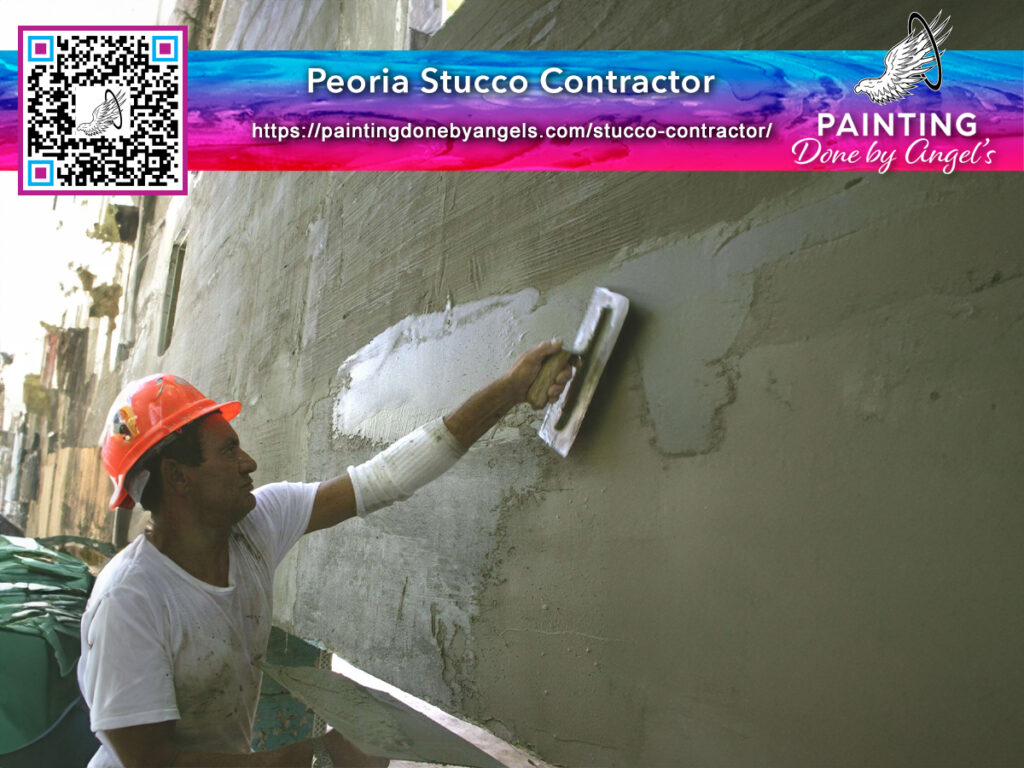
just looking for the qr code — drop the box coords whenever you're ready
[19,27,187,195]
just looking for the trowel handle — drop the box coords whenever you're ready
[526,349,574,409]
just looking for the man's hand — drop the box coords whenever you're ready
[502,338,576,406]
[444,339,575,448]
[104,720,375,767]
[323,729,389,767]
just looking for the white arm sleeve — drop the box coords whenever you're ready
[347,417,467,516]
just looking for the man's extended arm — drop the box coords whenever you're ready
[306,339,571,534]
[104,721,384,767]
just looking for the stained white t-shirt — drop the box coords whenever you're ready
[77,481,317,768]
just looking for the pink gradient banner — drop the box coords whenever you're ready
[4,49,1023,174]
[183,50,1024,172]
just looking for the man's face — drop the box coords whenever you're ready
[186,414,259,526]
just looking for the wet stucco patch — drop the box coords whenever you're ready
[601,175,886,456]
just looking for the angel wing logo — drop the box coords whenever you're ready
[854,11,952,105]
[76,88,127,136]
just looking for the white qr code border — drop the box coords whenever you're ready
[19,26,188,195]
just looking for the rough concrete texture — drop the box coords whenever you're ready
[92,1,1024,766]
[213,0,408,50]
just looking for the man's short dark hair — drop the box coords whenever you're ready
[138,414,211,511]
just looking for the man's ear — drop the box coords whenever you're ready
[161,457,191,498]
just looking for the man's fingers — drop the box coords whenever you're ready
[324,729,388,766]
[547,364,576,401]
[532,338,562,363]
[513,339,573,408]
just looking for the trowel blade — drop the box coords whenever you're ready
[538,287,629,457]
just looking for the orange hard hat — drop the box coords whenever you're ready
[100,374,241,509]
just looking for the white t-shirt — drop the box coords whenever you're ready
[77,481,317,768]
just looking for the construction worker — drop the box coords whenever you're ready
[78,340,572,768]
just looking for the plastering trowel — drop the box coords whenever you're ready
[527,287,629,456]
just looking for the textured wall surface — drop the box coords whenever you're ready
[106,1,1024,765]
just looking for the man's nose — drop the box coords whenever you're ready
[239,449,258,473]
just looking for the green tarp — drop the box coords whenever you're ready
[0,535,95,755]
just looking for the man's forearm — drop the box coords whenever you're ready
[443,375,521,449]
[169,739,313,767]
[107,724,323,768]
[309,340,568,529]
[321,377,522,523]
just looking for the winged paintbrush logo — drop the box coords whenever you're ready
[76,88,127,136]
[854,11,952,104]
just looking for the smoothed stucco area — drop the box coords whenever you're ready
[469,173,1024,766]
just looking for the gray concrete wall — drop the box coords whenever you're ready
[102,1,1024,765]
